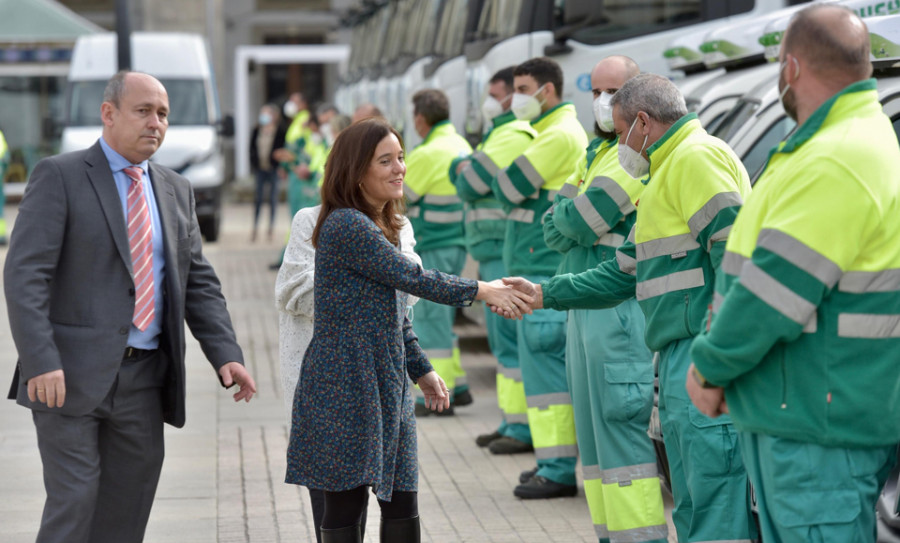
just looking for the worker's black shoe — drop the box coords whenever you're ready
[475,430,504,447]
[453,389,473,407]
[519,466,539,484]
[513,476,577,499]
[414,403,454,417]
[488,436,534,455]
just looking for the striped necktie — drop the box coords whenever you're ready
[124,166,155,332]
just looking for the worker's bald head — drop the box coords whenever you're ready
[782,4,871,83]
[591,55,640,92]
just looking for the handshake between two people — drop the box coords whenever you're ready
[475,277,543,320]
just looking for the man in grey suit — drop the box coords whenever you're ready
[4,71,257,543]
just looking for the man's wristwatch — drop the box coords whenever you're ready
[692,365,718,389]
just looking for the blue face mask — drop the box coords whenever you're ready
[259,113,272,125]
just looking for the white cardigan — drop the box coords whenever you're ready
[274,205,422,416]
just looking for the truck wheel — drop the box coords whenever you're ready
[200,212,220,243]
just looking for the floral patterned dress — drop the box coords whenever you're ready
[285,208,477,500]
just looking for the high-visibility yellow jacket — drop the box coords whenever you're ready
[692,79,900,448]
[449,111,535,262]
[404,121,473,252]
[544,136,643,274]
[541,114,751,351]
[491,102,587,276]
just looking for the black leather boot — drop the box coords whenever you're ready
[321,524,362,543]
[380,516,420,543]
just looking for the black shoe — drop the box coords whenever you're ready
[321,524,361,543]
[519,466,539,484]
[414,403,454,417]
[380,515,420,543]
[475,430,504,447]
[453,389,473,407]
[488,436,534,455]
[268,262,281,270]
[513,476,577,499]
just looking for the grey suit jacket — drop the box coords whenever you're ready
[4,141,243,428]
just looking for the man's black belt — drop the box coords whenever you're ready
[123,347,156,359]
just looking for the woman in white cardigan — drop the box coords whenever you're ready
[274,204,421,543]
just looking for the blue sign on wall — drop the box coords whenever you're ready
[576,73,592,92]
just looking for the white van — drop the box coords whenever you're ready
[61,32,228,242]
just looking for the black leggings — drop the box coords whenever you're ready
[320,486,417,529]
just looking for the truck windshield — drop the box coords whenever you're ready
[67,79,209,127]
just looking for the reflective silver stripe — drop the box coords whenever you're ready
[546,190,558,201]
[839,269,900,293]
[636,268,705,300]
[497,170,527,204]
[526,392,572,409]
[466,207,507,223]
[708,225,733,246]
[688,191,743,240]
[627,225,636,243]
[838,313,900,338]
[514,155,544,190]
[712,291,725,314]
[722,251,748,275]
[534,444,578,459]
[582,464,602,480]
[636,233,700,261]
[803,312,817,334]
[558,183,578,199]
[455,374,467,386]
[504,413,529,424]
[741,262,815,326]
[595,525,610,539]
[574,194,612,238]
[403,185,420,203]
[600,462,658,485]
[423,193,462,205]
[590,175,635,215]
[617,249,636,276]
[497,366,522,381]
[757,228,842,288]
[595,232,626,248]
[424,348,453,359]
[423,210,464,224]
[462,166,492,195]
[507,208,535,223]
[406,207,421,219]
[473,150,499,176]
[610,524,670,543]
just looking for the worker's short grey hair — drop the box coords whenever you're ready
[103,70,131,107]
[610,73,687,127]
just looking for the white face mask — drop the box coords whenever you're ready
[511,84,546,121]
[481,95,506,122]
[283,101,299,119]
[778,57,798,121]
[593,91,615,133]
[320,123,335,146]
[617,116,650,179]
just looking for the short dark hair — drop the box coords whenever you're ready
[313,118,406,248]
[316,102,339,117]
[783,4,871,82]
[490,66,516,93]
[411,89,450,126]
[513,57,564,98]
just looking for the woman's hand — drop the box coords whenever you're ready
[475,279,534,320]
[418,371,451,412]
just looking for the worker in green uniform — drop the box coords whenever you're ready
[404,89,473,415]
[490,57,587,499]
[449,67,536,453]
[0,127,8,245]
[500,74,757,540]
[543,56,667,542]
[688,6,900,543]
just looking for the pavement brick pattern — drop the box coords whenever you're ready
[0,203,674,542]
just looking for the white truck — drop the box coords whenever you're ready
[61,32,228,242]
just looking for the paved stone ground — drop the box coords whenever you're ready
[0,201,674,542]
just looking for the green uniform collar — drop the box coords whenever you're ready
[422,120,454,144]
[531,101,575,130]
[643,113,701,185]
[483,111,518,143]
[585,136,613,168]
[771,78,877,158]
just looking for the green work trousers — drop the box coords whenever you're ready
[657,337,757,542]
[567,300,668,542]
[519,275,576,486]
[480,258,530,443]
[413,246,467,403]
[740,430,895,543]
